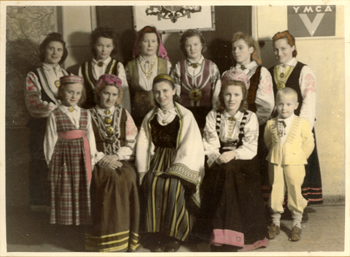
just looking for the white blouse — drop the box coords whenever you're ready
[277,57,317,128]
[203,109,259,166]
[44,104,104,166]
[137,55,172,91]
[24,63,67,118]
[235,61,275,125]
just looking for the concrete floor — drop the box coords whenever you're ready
[5,204,347,255]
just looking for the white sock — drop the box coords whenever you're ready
[292,212,303,228]
[271,212,281,226]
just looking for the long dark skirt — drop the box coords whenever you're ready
[27,118,50,206]
[302,129,323,204]
[200,156,268,250]
[85,161,140,252]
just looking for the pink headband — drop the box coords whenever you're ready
[60,75,84,84]
[132,26,169,60]
[95,74,122,91]
[221,68,249,88]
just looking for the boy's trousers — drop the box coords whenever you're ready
[268,163,308,214]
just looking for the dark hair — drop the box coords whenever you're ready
[90,27,118,57]
[218,81,248,112]
[231,32,262,66]
[179,29,207,57]
[39,32,68,64]
[58,83,86,107]
[272,30,297,57]
[152,74,180,108]
[94,83,123,107]
[136,26,160,56]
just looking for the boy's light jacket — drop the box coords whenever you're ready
[264,116,314,165]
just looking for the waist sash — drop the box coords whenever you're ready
[58,130,92,184]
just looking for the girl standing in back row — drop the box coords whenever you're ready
[269,30,322,207]
[79,27,131,112]
[172,29,221,130]
[125,26,172,127]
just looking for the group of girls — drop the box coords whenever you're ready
[24,24,322,253]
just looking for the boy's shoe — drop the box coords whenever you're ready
[290,226,302,241]
[268,223,280,239]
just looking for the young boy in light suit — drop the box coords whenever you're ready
[264,87,314,241]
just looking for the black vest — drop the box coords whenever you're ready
[269,62,305,116]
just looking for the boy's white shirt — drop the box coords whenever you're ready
[278,113,295,144]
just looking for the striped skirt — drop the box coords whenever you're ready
[85,161,140,252]
[141,147,192,242]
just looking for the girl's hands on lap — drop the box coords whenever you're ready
[108,160,123,169]
[216,151,236,165]
[99,155,122,168]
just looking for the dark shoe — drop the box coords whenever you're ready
[223,244,240,252]
[210,244,239,252]
[290,226,302,241]
[210,244,223,252]
[164,238,181,252]
[268,223,280,239]
[149,245,165,252]
[147,234,166,252]
[148,241,165,252]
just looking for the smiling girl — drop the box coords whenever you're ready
[269,30,322,208]
[201,69,268,252]
[86,74,140,252]
[79,27,130,112]
[135,74,204,252]
[172,29,221,130]
[24,33,70,207]
[44,75,101,226]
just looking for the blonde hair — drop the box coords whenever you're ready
[276,87,298,102]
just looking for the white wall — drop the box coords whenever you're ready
[255,5,346,201]
[61,6,94,74]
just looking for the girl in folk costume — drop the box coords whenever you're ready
[135,74,204,252]
[125,25,172,127]
[44,75,102,226]
[85,74,140,252]
[230,32,274,201]
[201,69,268,252]
[172,29,221,130]
[79,27,131,112]
[24,32,70,207]
[269,30,322,208]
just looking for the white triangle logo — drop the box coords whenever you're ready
[298,13,325,36]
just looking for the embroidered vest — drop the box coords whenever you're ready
[216,111,249,153]
[81,59,119,109]
[179,59,212,107]
[34,67,69,105]
[126,58,168,127]
[90,107,127,155]
[269,62,305,116]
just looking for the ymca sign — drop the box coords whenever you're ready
[288,5,336,37]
